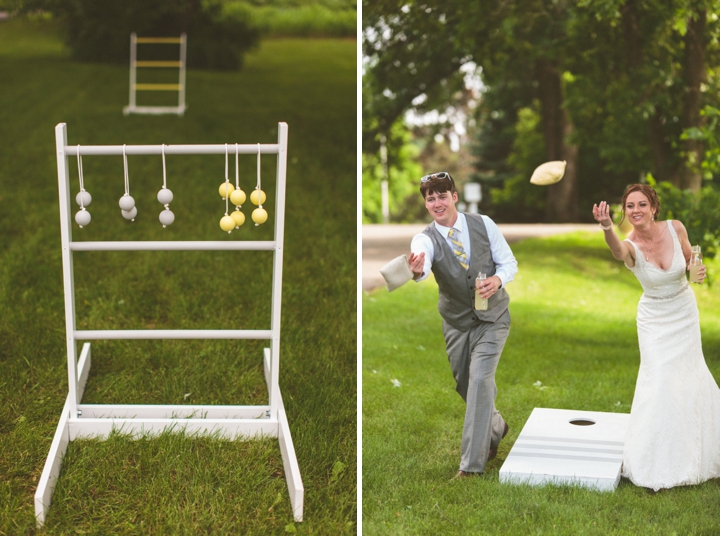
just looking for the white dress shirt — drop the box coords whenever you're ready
[410,213,518,287]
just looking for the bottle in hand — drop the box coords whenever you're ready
[689,245,703,283]
[475,272,488,311]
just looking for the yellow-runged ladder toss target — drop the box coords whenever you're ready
[123,33,187,116]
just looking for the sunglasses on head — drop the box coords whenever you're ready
[420,172,455,185]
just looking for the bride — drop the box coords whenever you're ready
[593,184,720,490]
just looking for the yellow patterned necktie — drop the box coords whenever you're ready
[448,228,468,269]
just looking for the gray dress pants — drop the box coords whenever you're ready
[442,308,510,473]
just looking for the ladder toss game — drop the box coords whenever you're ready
[34,122,304,526]
[123,33,187,116]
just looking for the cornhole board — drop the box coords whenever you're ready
[499,407,630,491]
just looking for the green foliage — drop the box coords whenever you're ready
[12,0,261,70]
[224,1,356,37]
[650,177,720,260]
[485,104,547,222]
[362,121,424,223]
[363,231,720,534]
[682,105,720,180]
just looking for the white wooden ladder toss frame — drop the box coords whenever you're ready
[123,33,188,116]
[34,122,304,526]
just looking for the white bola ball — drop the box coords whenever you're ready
[75,209,91,227]
[119,195,135,211]
[159,209,175,227]
[76,190,92,207]
[157,188,173,205]
[122,206,138,221]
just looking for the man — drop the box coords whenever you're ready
[408,172,517,477]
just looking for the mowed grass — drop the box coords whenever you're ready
[0,17,355,534]
[362,232,720,535]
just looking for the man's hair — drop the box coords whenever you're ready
[420,175,456,199]
[619,183,661,224]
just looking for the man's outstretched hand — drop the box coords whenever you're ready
[408,252,425,280]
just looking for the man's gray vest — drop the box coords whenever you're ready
[423,213,510,331]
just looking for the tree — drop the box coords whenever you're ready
[565,0,719,192]
[363,0,720,225]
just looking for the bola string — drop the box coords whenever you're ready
[226,142,246,231]
[119,144,136,220]
[74,144,93,227]
[256,143,262,208]
[250,143,267,226]
[218,144,237,233]
[77,145,85,210]
[157,144,175,227]
[162,144,167,190]
[224,143,229,216]
[123,145,130,196]
[235,143,240,189]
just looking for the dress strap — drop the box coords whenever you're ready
[623,238,641,269]
[664,220,682,254]
[665,219,677,238]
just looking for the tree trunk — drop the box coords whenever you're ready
[536,59,578,222]
[647,107,680,186]
[680,9,706,192]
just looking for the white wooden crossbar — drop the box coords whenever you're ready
[69,241,276,251]
[77,404,270,419]
[65,144,279,156]
[35,122,303,526]
[74,329,273,340]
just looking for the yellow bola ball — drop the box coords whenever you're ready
[252,207,268,225]
[231,209,245,227]
[220,215,235,232]
[219,182,235,199]
[250,189,266,206]
[230,188,246,206]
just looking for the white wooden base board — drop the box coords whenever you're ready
[499,407,630,491]
[35,344,303,525]
[123,105,186,116]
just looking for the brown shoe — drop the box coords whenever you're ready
[488,422,510,461]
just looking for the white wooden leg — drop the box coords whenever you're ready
[279,394,304,522]
[34,343,92,527]
[265,346,304,521]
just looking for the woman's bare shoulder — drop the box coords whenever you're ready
[671,219,687,234]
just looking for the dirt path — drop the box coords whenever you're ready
[362,223,601,291]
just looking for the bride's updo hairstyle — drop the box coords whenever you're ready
[619,184,661,225]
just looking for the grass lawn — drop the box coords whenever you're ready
[362,231,720,535]
[0,17,356,534]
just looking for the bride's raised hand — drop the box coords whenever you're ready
[592,201,613,227]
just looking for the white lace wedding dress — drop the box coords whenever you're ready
[622,221,720,490]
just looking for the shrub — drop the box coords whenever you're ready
[651,178,720,261]
[10,0,260,70]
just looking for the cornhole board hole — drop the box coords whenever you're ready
[499,407,630,491]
